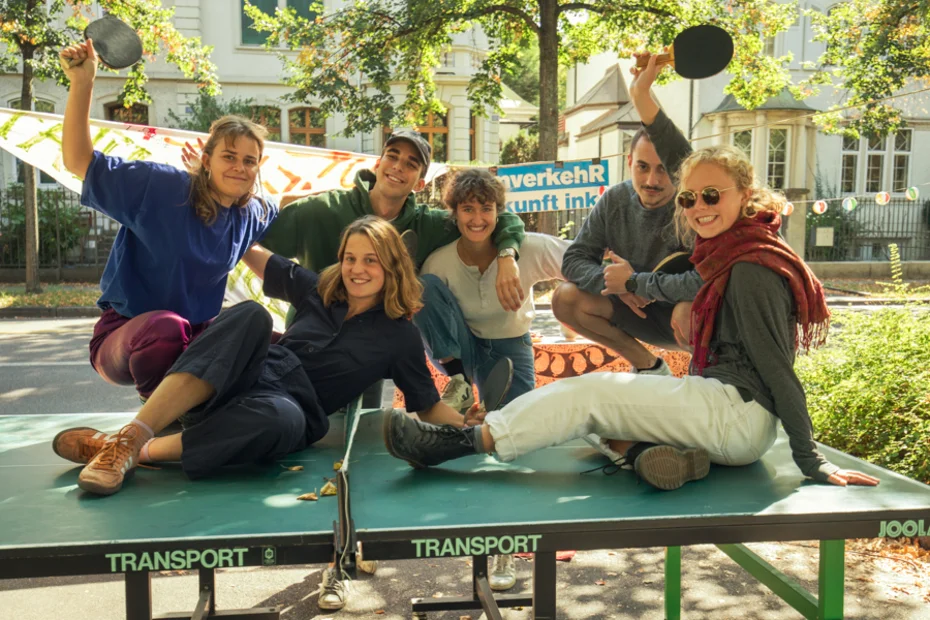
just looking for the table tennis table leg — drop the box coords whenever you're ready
[125,571,153,620]
[665,546,681,620]
[532,551,557,620]
[818,540,844,620]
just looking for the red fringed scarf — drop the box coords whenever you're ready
[689,211,830,375]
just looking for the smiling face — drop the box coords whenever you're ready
[454,198,497,244]
[373,140,427,200]
[681,162,749,239]
[202,136,261,207]
[341,233,386,307]
[627,136,676,209]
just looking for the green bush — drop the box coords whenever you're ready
[0,185,90,265]
[796,307,930,484]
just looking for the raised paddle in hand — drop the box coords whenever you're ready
[59,16,142,71]
[634,24,733,79]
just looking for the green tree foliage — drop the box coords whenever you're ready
[244,0,798,164]
[167,92,257,133]
[797,307,930,484]
[500,130,540,165]
[802,0,930,138]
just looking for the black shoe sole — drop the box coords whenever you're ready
[382,410,427,470]
[634,445,710,491]
[481,357,514,411]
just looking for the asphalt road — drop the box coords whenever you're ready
[1,317,928,619]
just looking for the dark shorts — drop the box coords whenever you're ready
[607,296,679,349]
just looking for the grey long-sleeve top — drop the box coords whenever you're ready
[694,263,837,482]
[561,109,693,295]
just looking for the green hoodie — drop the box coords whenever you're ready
[261,169,525,272]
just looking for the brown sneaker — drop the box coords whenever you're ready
[77,423,147,496]
[52,427,111,464]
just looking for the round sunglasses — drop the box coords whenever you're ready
[676,186,736,209]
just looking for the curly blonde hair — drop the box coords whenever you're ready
[187,115,270,225]
[317,216,424,319]
[675,145,787,246]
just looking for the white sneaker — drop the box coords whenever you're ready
[440,373,475,413]
[489,554,517,591]
[318,566,347,610]
[634,358,672,376]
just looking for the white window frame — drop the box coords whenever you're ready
[732,129,753,159]
[840,134,858,194]
[766,127,788,190]
[840,130,912,194]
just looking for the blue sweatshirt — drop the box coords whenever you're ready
[81,151,278,324]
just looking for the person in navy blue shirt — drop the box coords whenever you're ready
[52,217,468,498]
[59,39,278,401]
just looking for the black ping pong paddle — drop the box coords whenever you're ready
[652,251,693,274]
[60,16,143,70]
[635,24,733,79]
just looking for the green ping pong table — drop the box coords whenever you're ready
[2,409,930,620]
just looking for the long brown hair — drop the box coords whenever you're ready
[187,115,270,225]
[674,145,786,246]
[318,216,424,319]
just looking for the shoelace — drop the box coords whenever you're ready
[80,435,108,461]
[94,426,140,467]
[581,456,628,476]
[322,569,344,595]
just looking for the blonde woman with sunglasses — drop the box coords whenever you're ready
[382,130,880,492]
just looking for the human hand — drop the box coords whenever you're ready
[463,403,487,426]
[671,301,693,351]
[60,39,98,83]
[615,292,650,319]
[629,48,666,98]
[826,469,880,487]
[495,255,524,311]
[181,138,205,174]
[601,251,634,295]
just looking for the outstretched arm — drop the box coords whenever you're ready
[242,244,274,280]
[60,40,98,179]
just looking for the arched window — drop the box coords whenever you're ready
[383,109,449,163]
[288,107,326,147]
[250,106,281,142]
[105,102,149,125]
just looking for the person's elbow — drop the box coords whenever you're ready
[63,151,92,180]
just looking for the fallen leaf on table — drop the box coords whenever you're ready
[375,611,385,615]
[334,460,343,471]
[297,493,318,501]
[321,480,337,496]
[283,465,304,471]
[595,579,606,586]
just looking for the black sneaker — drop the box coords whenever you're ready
[382,409,478,469]
[626,442,710,491]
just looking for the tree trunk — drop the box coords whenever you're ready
[21,41,42,294]
[534,0,559,236]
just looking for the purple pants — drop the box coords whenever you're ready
[89,308,211,399]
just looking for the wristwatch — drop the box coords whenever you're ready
[624,273,638,293]
[497,247,516,259]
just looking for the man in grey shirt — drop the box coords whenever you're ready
[552,88,695,373]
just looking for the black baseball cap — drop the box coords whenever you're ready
[383,129,432,172]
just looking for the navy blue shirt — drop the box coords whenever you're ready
[81,151,278,323]
[263,255,440,414]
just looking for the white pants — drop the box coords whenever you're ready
[486,373,778,467]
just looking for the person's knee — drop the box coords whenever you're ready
[551,282,583,322]
[229,300,273,325]
[134,313,190,352]
[419,274,450,305]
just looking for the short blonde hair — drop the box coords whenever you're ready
[675,145,786,246]
[317,216,424,319]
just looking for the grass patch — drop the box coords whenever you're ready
[0,283,99,308]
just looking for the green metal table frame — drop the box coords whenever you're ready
[664,540,845,620]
